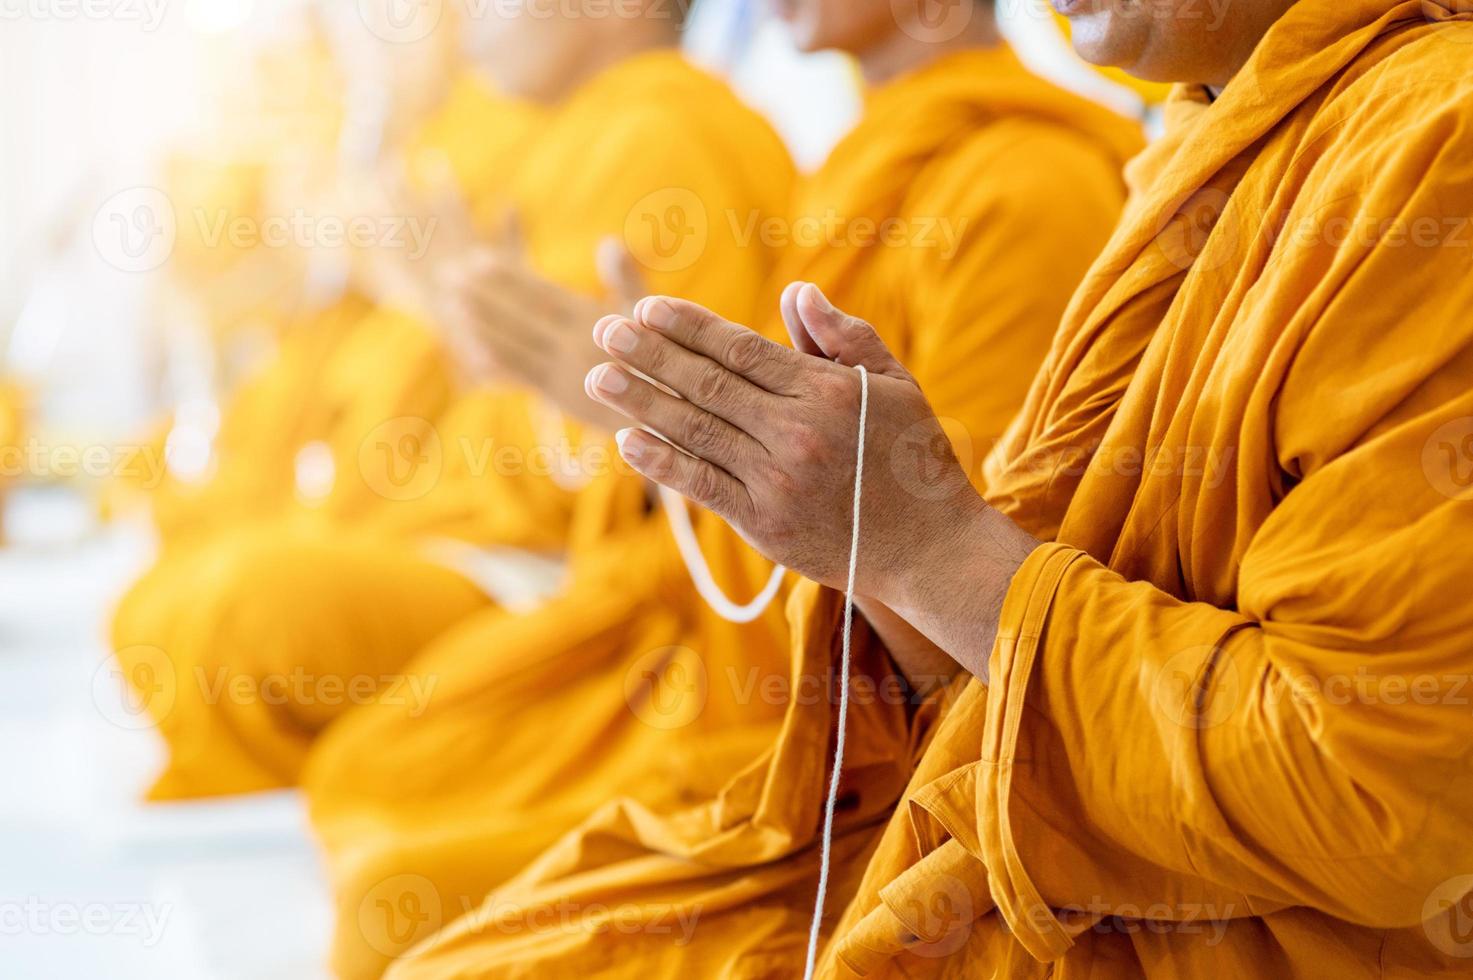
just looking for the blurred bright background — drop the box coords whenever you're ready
[0,1,1151,975]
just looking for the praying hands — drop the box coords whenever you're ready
[585,282,1041,678]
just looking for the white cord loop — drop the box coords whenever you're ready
[660,484,786,624]
[803,363,867,980]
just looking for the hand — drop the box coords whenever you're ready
[439,237,644,431]
[357,157,480,315]
[584,283,1040,674]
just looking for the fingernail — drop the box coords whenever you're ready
[641,298,676,331]
[592,314,619,346]
[591,364,628,395]
[615,428,643,462]
[804,282,834,313]
[604,320,639,354]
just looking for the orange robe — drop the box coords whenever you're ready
[111,51,795,814]
[825,2,1473,976]
[329,46,1139,980]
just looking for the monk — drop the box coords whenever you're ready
[110,0,796,807]
[136,9,506,544]
[408,0,1473,976]
[299,0,1141,976]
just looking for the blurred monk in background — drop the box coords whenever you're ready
[111,0,794,805]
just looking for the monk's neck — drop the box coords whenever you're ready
[543,22,681,103]
[853,11,1001,86]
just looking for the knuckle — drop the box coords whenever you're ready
[723,330,769,374]
[688,464,726,511]
[682,410,726,458]
[691,364,730,407]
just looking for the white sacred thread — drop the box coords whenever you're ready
[653,362,870,976]
[660,483,786,623]
[803,363,868,980]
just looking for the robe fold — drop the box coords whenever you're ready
[822,2,1473,976]
[112,51,795,813]
[362,46,1141,980]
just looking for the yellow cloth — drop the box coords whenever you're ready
[821,2,1473,976]
[358,50,796,555]
[112,49,794,820]
[112,530,491,798]
[358,46,1139,980]
[142,72,546,546]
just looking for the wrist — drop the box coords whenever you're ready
[881,491,1039,678]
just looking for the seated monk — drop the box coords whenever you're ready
[109,0,796,805]
[390,0,1473,976]
[298,0,1142,976]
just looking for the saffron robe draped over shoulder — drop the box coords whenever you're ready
[822,2,1473,977]
[111,51,795,806]
[372,46,1142,980]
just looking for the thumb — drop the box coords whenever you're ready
[792,282,913,381]
[597,236,647,312]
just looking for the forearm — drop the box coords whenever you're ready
[878,492,1040,682]
[855,596,963,696]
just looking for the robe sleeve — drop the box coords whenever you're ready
[974,189,1473,957]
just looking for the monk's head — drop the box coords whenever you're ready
[771,0,996,79]
[1057,0,1297,88]
[455,0,688,102]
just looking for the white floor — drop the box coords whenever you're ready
[0,489,333,978]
